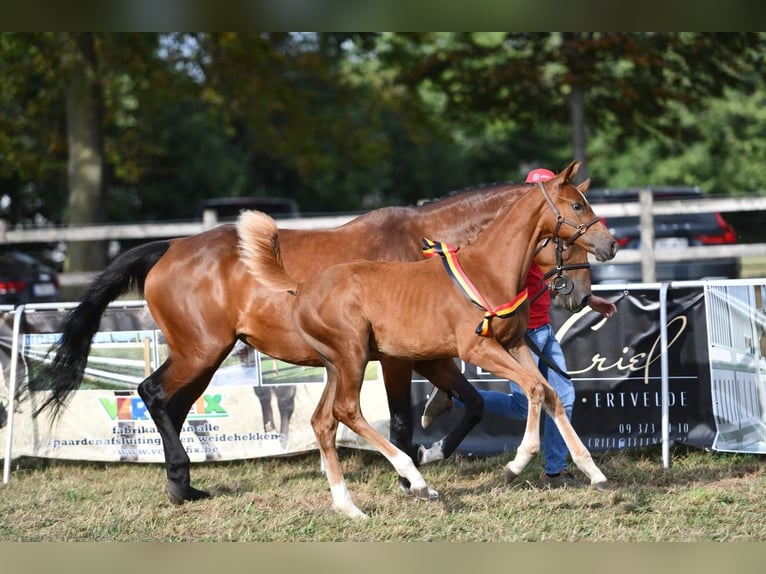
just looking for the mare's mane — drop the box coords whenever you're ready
[335,180,527,230]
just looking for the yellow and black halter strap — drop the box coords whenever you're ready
[422,238,528,337]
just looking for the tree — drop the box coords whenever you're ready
[60,33,108,271]
[0,33,68,226]
[376,33,766,181]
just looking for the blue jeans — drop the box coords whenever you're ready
[454,323,574,475]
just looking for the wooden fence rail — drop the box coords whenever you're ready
[2,195,766,285]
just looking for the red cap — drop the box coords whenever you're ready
[525,168,555,183]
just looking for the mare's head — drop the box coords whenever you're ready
[535,161,618,264]
[532,238,592,312]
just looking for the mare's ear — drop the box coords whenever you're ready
[577,177,592,194]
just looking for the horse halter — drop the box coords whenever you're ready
[529,181,600,303]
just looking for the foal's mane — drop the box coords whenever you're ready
[416,180,524,209]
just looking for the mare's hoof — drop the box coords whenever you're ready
[410,486,439,501]
[416,443,445,465]
[591,481,613,492]
[166,482,211,505]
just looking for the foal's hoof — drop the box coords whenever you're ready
[591,480,613,492]
[504,467,519,483]
[410,486,439,501]
[166,482,212,505]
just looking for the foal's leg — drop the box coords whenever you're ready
[460,342,545,478]
[538,383,609,488]
[470,342,608,488]
[412,358,485,465]
[331,355,437,503]
[310,363,366,519]
[504,344,608,487]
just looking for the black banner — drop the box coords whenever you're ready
[413,285,716,456]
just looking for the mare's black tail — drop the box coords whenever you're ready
[30,240,172,420]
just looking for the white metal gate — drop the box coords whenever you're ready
[706,281,766,452]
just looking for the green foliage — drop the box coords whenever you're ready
[2,32,766,232]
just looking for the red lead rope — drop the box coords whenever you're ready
[421,238,528,337]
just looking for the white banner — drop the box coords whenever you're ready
[1,308,390,465]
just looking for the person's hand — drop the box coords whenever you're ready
[590,295,616,318]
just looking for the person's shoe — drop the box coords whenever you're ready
[421,389,453,429]
[541,469,585,489]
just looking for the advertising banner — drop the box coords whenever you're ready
[3,280,766,468]
[0,304,391,464]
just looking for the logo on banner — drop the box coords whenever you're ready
[99,394,228,421]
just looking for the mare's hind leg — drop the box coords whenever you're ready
[138,356,224,504]
[412,358,484,465]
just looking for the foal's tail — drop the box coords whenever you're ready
[30,240,172,420]
[236,210,300,294]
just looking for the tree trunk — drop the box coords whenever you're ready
[562,32,590,183]
[569,83,589,183]
[60,33,108,272]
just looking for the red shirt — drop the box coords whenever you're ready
[525,262,551,329]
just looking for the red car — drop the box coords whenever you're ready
[0,247,60,305]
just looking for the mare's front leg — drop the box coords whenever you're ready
[413,358,485,465]
[380,358,419,494]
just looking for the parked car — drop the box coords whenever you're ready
[198,196,300,221]
[588,186,741,283]
[0,247,60,305]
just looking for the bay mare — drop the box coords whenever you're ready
[238,162,619,518]
[31,162,595,507]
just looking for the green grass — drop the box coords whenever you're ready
[1,445,765,541]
